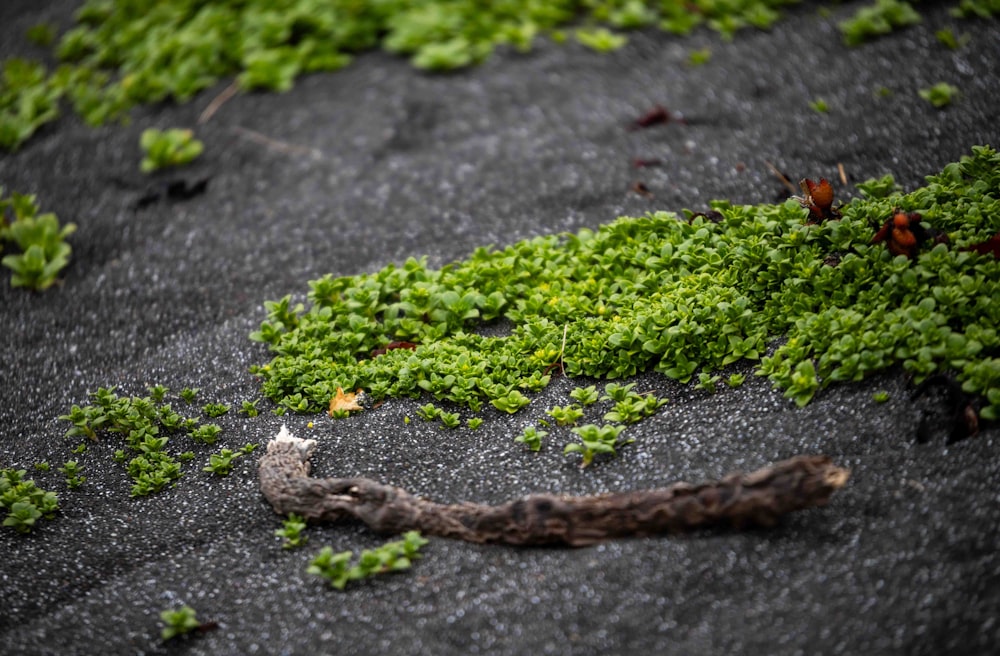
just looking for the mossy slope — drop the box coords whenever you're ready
[253,145,1000,419]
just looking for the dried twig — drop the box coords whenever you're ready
[198,80,240,125]
[764,160,797,195]
[259,427,850,547]
[232,126,322,159]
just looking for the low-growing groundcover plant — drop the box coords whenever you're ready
[202,443,257,476]
[139,127,204,173]
[0,187,75,291]
[1,468,59,534]
[251,147,1000,424]
[919,82,960,108]
[275,512,308,548]
[308,530,429,590]
[2,0,995,151]
[159,605,204,641]
[59,386,227,497]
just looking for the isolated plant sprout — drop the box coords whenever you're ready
[1,468,59,534]
[564,424,630,468]
[308,531,429,590]
[0,188,75,291]
[140,128,203,173]
[919,82,959,108]
[160,605,200,641]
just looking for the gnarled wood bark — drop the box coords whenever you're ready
[259,426,849,547]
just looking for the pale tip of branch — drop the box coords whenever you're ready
[269,424,317,461]
[826,466,851,489]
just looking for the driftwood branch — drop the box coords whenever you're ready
[259,426,849,547]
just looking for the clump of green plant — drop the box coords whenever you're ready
[275,513,308,548]
[140,128,203,173]
[439,411,462,428]
[1,468,59,534]
[308,531,429,590]
[951,0,1000,19]
[872,390,890,403]
[203,448,243,476]
[147,384,169,402]
[202,402,230,418]
[919,82,959,108]
[687,47,712,66]
[0,58,63,150]
[935,28,971,50]
[694,372,722,393]
[414,402,462,428]
[58,460,85,489]
[839,0,922,46]
[808,98,829,114]
[602,384,669,423]
[240,399,260,417]
[416,403,440,421]
[491,389,532,413]
[59,386,226,496]
[575,28,627,52]
[569,385,600,406]
[515,425,548,452]
[0,188,75,291]
[251,146,1000,421]
[0,0,812,151]
[160,605,201,641]
[546,404,584,426]
[564,424,631,467]
[26,24,56,48]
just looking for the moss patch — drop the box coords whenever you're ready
[252,146,1000,419]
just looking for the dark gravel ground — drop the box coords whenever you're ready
[2,2,999,655]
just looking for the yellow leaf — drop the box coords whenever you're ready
[328,387,363,416]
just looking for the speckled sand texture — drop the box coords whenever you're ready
[1,2,998,654]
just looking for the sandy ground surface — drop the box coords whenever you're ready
[2,2,999,654]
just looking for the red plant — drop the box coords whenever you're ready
[629,181,653,198]
[627,105,684,130]
[370,341,418,358]
[796,178,840,222]
[871,209,930,258]
[964,232,1000,258]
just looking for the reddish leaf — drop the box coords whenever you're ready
[871,210,926,259]
[628,105,683,130]
[965,232,1000,258]
[371,341,418,358]
[797,177,840,222]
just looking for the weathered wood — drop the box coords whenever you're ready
[259,426,850,547]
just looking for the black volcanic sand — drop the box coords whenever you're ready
[2,2,998,655]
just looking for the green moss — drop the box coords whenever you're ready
[0,0,813,151]
[59,386,229,497]
[839,0,922,46]
[252,146,1000,418]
